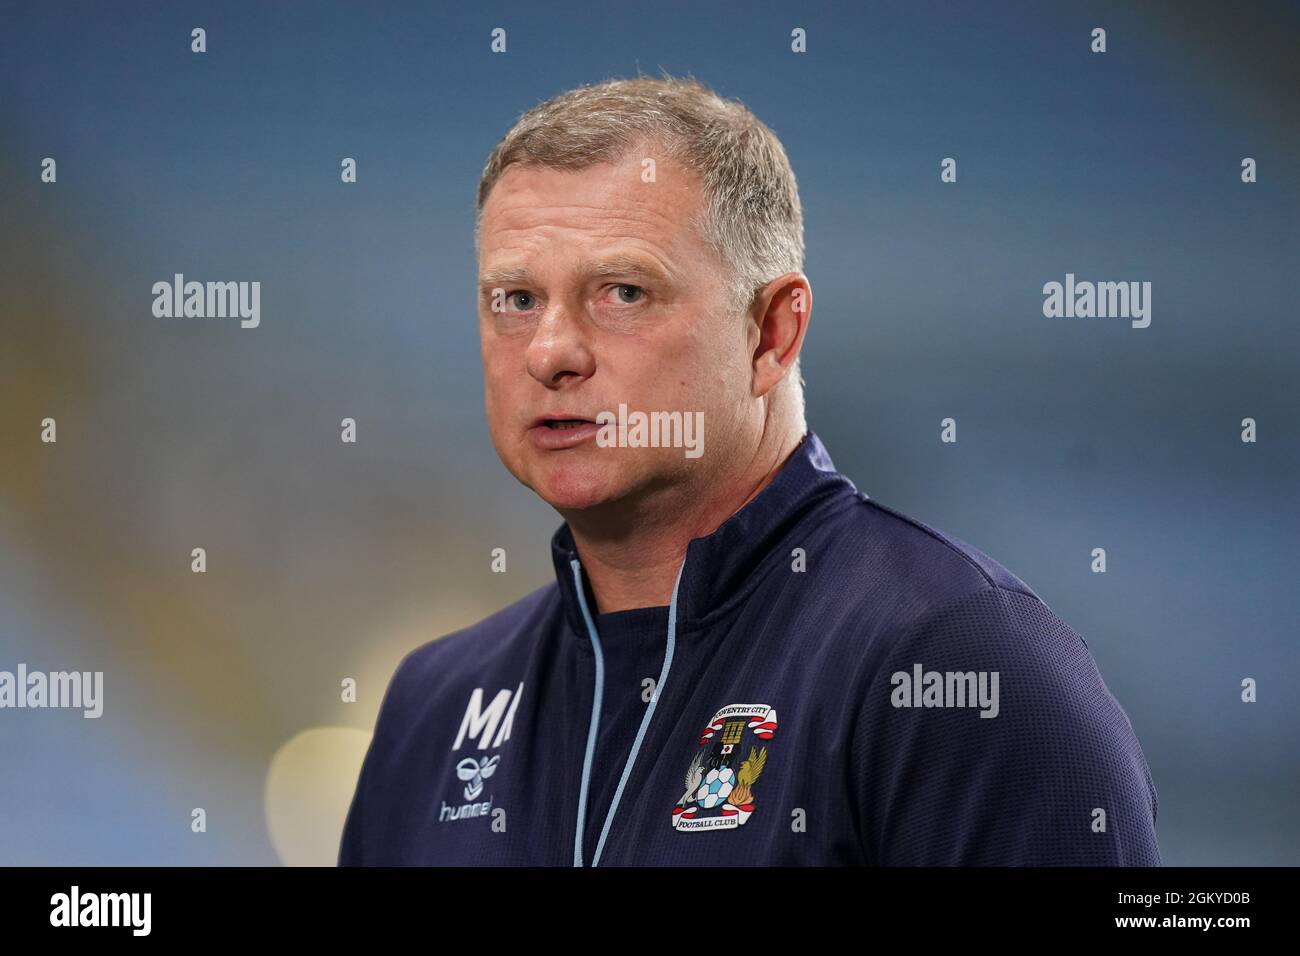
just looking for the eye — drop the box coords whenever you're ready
[506,291,535,311]
[611,284,645,304]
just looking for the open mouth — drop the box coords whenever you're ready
[529,415,600,448]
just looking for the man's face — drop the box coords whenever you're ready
[477,147,757,515]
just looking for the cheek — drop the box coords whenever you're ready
[618,343,725,416]
[481,369,515,436]
[681,332,743,393]
[482,352,517,397]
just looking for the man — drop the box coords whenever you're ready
[339,75,1160,866]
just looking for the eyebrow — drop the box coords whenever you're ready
[478,255,673,290]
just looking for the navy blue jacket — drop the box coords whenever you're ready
[339,430,1160,866]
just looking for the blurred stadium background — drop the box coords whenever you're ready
[1,0,1297,865]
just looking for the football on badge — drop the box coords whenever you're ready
[696,766,736,808]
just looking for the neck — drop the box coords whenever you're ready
[564,421,805,614]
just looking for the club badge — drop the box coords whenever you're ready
[671,703,777,832]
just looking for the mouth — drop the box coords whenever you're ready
[532,414,598,430]
[528,414,601,449]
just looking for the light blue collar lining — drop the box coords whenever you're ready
[569,556,687,867]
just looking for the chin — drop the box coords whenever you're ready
[533,468,620,512]
[520,454,634,513]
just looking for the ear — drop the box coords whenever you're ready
[749,273,811,398]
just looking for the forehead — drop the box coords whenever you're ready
[477,149,709,267]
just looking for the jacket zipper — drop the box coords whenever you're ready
[569,556,687,866]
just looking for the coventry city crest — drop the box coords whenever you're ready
[671,703,777,832]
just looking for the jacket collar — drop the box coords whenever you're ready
[549,429,862,640]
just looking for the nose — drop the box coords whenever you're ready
[525,302,595,388]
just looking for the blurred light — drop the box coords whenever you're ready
[264,726,371,867]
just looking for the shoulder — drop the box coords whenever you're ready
[834,531,1162,863]
[800,490,1047,640]
[858,496,1040,599]
[815,496,1155,790]
[826,495,1102,713]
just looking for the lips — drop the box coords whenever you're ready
[532,414,597,429]
[527,414,601,450]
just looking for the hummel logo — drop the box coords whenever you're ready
[456,755,500,800]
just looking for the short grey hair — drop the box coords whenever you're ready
[475,74,806,400]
